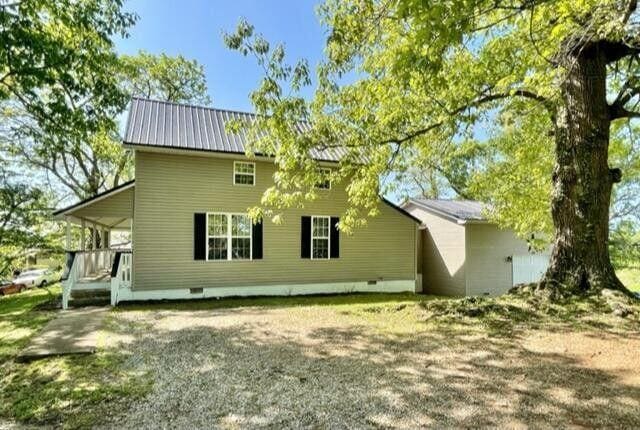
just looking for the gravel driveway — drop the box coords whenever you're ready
[98,302,640,429]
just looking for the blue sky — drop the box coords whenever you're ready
[116,0,326,112]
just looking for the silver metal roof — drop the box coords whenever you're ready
[408,198,487,222]
[123,98,347,162]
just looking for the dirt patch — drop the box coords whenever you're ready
[96,302,640,429]
[523,331,640,386]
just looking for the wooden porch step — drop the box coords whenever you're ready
[69,297,110,308]
[69,289,110,308]
[71,289,110,299]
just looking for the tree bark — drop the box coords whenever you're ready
[541,43,628,295]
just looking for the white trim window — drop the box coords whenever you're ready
[207,213,252,261]
[311,216,330,259]
[315,167,331,190]
[234,161,255,186]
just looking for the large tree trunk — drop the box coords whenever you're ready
[541,44,627,295]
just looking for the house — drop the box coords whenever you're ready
[54,98,421,308]
[402,198,550,296]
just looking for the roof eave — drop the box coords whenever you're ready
[52,180,135,218]
[123,141,342,165]
[407,198,488,224]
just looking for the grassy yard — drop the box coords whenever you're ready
[618,267,640,292]
[1,287,639,428]
[0,286,150,428]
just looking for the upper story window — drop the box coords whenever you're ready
[315,167,331,190]
[311,216,330,259]
[207,213,252,261]
[234,161,255,186]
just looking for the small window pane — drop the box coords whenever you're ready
[313,217,329,237]
[208,238,228,260]
[312,238,329,259]
[232,238,251,260]
[234,174,254,185]
[208,214,228,236]
[232,215,251,236]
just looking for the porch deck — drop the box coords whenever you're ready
[76,270,111,290]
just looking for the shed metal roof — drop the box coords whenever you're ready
[407,198,488,223]
[123,97,347,162]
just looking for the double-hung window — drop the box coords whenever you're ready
[207,213,252,261]
[311,216,330,259]
[234,161,255,185]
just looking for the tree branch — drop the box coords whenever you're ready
[380,89,552,146]
[622,0,638,25]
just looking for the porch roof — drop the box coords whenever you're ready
[53,181,134,230]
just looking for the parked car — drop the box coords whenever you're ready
[12,269,60,288]
[0,278,26,296]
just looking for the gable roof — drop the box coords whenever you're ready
[406,198,488,223]
[123,97,348,162]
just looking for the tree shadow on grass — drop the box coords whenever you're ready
[117,292,427,312]
[95,311,640,429]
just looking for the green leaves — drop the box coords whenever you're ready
[119,51,211,105]
[0,167,56,276]
[225,1,639,241]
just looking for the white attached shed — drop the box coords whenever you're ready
[402,198,549,297]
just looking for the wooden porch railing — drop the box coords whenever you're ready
[110,251,132,306]
[62,249,115,309]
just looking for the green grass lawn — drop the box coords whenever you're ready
[618,267,640,292]
[0,285,150,429]
[0,285,61,361]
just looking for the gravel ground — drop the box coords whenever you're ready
[98,304,640,429]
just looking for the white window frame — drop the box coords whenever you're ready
[310,215,331,260]
[315,167,332,190]
[206,212,253,261]
[233,161,256,186]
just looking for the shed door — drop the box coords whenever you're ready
[512,254,550,286]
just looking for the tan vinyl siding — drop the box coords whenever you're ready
[132,151,416,291]
[465,224,530,296]
[404,204,466,296]
[73,187,134,219]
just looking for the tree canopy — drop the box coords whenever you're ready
[1,2,211,200]
[226,0,640,293]
[120,51,211,105]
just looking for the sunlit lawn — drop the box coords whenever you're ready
[618,267,640,292]
[0,285,149,428]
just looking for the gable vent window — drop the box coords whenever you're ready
[234,161,255,186]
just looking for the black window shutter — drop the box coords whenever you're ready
[301,216,311,258]
[330,217,340,258]
[252,220,263,259]
[194,213,206,260]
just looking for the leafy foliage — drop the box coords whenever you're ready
[0,0,137,198]
[1,2,212,199]
[120,50,212,105]
[224,0,640,244]
[0,168,55,276]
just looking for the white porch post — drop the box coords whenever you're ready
[92,223,98,274]
[80,219,86,251]
[65,217,71,250]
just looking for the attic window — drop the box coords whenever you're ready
[234,161,255,186]
[315,167,331,190]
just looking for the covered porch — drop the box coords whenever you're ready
[53,181,135,308]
